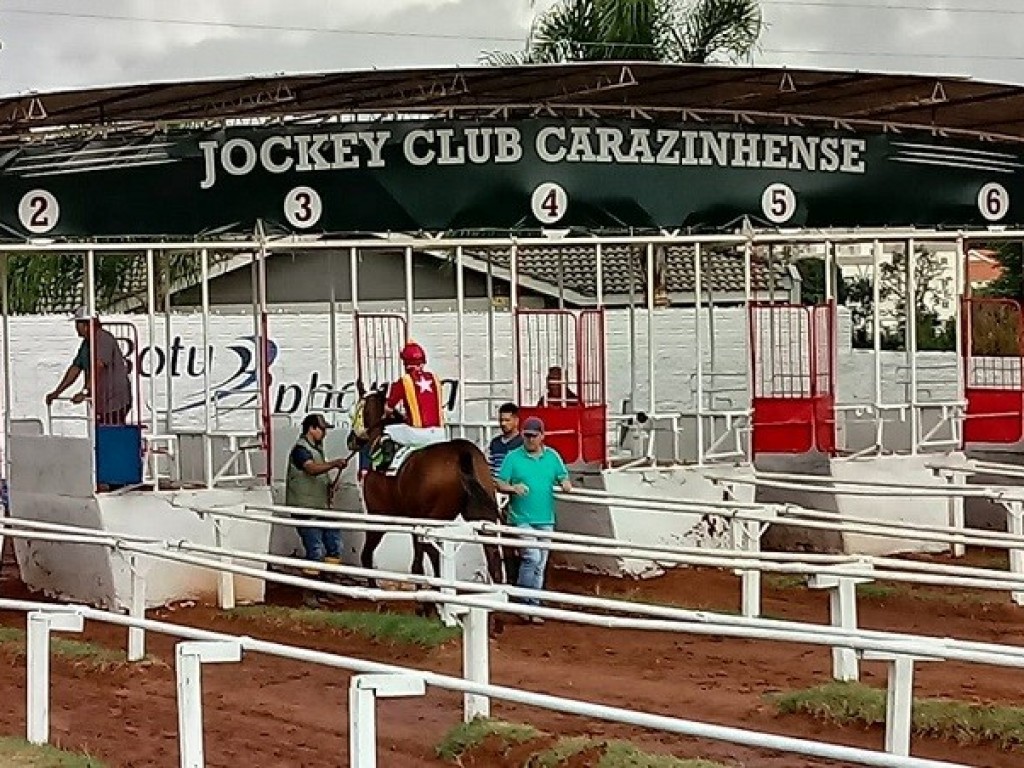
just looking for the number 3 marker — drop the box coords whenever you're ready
[284,186,323,229]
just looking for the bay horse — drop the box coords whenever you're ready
[346,384,506,592]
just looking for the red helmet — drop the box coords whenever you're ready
[400,341,426,366]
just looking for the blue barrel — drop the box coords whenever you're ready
[95,425,144,486]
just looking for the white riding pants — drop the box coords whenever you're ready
[384,424,447,447]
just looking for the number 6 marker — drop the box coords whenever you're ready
[531,182,568,225]
[978,183,1009,222]
[18,189,60,234]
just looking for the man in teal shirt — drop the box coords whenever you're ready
[495,416,572,622]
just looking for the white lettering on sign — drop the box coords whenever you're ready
[196,124,873,189]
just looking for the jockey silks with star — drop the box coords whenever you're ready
[382,342,448,449]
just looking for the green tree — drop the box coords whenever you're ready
[484,0,763,65]
[978,242,1022,300]
[793,257,847,306]
[843,247,956,352]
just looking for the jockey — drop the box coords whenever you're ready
[382,341,448,450]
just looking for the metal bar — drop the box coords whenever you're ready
[646,243,656,414]
[694,244,705,465]
[907,238,919,455]
[145,250,158,442]
[455,246,466,437]
[200,249,213,488]
[404,245,414,332]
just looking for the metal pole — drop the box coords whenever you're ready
[873,241,883,410]
[485,254,495,404]
[646,243,656,414]
[595,243,604,307]
[164,253,174,434]
[824,241,834,302]
[329,251,339,389]
[695,245,705,465]
[145,250,158,440]
[510,242,520,401]
[954,237,966,443]
[743,240,754,449]
[455,247,466,438]
[404,246,414,333]
[85,250,97,453]
[1,253,11,486]
[907,239,919,455]
[200,249,213,488]
[628,250,637,410]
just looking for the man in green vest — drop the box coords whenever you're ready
[286,414,349,568]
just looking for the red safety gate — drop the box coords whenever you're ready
[354,312,407,390]
[515,308,607,467]
[749,301,836,456]
[962,297,1024,444]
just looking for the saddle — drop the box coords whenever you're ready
[370,437,422,477]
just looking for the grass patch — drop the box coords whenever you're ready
[437,719,728,767]
[0,737,106,766]
[0,627,128,670]
[774,682,1024,749]
[766,575,998,607]
[230,606,460,649]
[436,719,540,761]
[855,583,898,600]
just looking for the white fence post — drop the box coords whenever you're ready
[438,538,458,628]
[349,674,426,768]
[940,470,966,558]
[213,518,236,611]
[862,651,941,757]
[461,607,491,722]
[732,516,768,618]
[176,640,243,768]
[1003,501,1024,606]
[128,554,147,663]
[808,571,873,682]
[26,610,84,745]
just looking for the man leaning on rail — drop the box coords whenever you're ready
[285,414,349,595]
[45,306,133,425]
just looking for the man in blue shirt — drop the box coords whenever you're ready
[487,402,523,477]
[495,416,572,623]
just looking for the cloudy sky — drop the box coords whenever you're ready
[0,0,1020,95]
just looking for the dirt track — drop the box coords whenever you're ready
[1,551,1022,768]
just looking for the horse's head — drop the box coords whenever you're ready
[346,382,390,452]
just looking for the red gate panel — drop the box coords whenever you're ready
[515,308,607,467]
[749,301,836,456]
[963,297,1024,444]
[354,312,407,390]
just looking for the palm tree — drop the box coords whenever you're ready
[484,0,763,65]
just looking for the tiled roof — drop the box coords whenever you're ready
[476,245,792,299]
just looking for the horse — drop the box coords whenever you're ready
[346,384,507,593]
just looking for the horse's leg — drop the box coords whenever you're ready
[361,531,384,589]
[410,536,433,618]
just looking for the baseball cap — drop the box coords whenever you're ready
[301,413,333,432]
[72,305,95,323]
[522,416,544,436]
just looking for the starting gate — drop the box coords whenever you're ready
[354,312,407,390]
[515,308,607,467]
[749,302,836,456]
[963,297,1024,444]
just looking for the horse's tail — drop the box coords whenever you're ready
[457,445,500,522]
